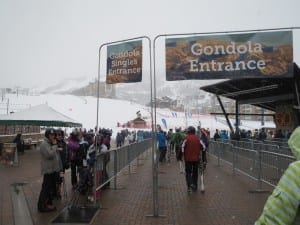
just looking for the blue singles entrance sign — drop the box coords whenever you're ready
[106,40,143,84]
[165,31,293,80]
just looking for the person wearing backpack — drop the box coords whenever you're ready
[77,133,95,194]
[171,128,185,173]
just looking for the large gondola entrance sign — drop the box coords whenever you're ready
[165,31,293,80]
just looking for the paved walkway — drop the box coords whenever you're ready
[0,147,271,225]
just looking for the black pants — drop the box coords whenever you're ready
[117,141,122,148]
[185,161,199,189]
[159,146,167,162]
[202,150,207,163]
[37,173,56,210]
[17,143,24,153]
[71,161,78,186]
[175,146,183,161]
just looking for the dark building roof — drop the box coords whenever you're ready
[200,63,300,112]
[132,117,146,124]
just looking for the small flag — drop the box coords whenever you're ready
[161,118,167,129]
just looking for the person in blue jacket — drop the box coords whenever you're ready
[156,125,167,163]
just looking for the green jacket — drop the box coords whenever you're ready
[171,131,185,148]
[255,127,300,225]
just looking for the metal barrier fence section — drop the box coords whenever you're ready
[260,151,294,187]
[209,140,295,189]
[86,138,293,205]
[93,138,152,203]
[233,146,257,179]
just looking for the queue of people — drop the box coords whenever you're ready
[37,127,112,213]
[154,124,300,224]
[211,127,291,142]
[156,125,209,193]
[36,123,297,222]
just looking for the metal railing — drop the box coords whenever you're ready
[209,140,295,190]
[92,138,152,203]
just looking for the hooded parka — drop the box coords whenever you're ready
[255,127,300,225]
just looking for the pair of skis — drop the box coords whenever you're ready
[199,161,205,193]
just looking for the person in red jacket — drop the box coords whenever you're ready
[182,126,205,192]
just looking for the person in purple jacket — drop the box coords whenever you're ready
[67,130,80,189]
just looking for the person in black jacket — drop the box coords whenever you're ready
[13,133,24,154]
[213,129,220,141]
[54,129,69,199]
[77,133,95,194]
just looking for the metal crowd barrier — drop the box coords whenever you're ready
[92,138,152,204]
[209,140,295,190]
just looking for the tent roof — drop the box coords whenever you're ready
[200,63,300,112]
[0,104,82,127]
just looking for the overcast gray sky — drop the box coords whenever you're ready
[0,0,300,88]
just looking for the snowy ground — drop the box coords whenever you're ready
[0,93,275,137]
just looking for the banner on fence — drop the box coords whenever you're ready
[106,40,143,84]
[165,31,293,80]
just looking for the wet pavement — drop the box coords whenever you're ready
[0,147,271,225]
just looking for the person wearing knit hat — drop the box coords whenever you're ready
[37,128,61,212]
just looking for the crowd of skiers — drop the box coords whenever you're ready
[37,126,154,213]
[156,125,210,193]
[37,127,112,212]
[37,124,213,212]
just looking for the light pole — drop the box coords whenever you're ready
[6,98,9,114]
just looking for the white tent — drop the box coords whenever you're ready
[0,104,82,127]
